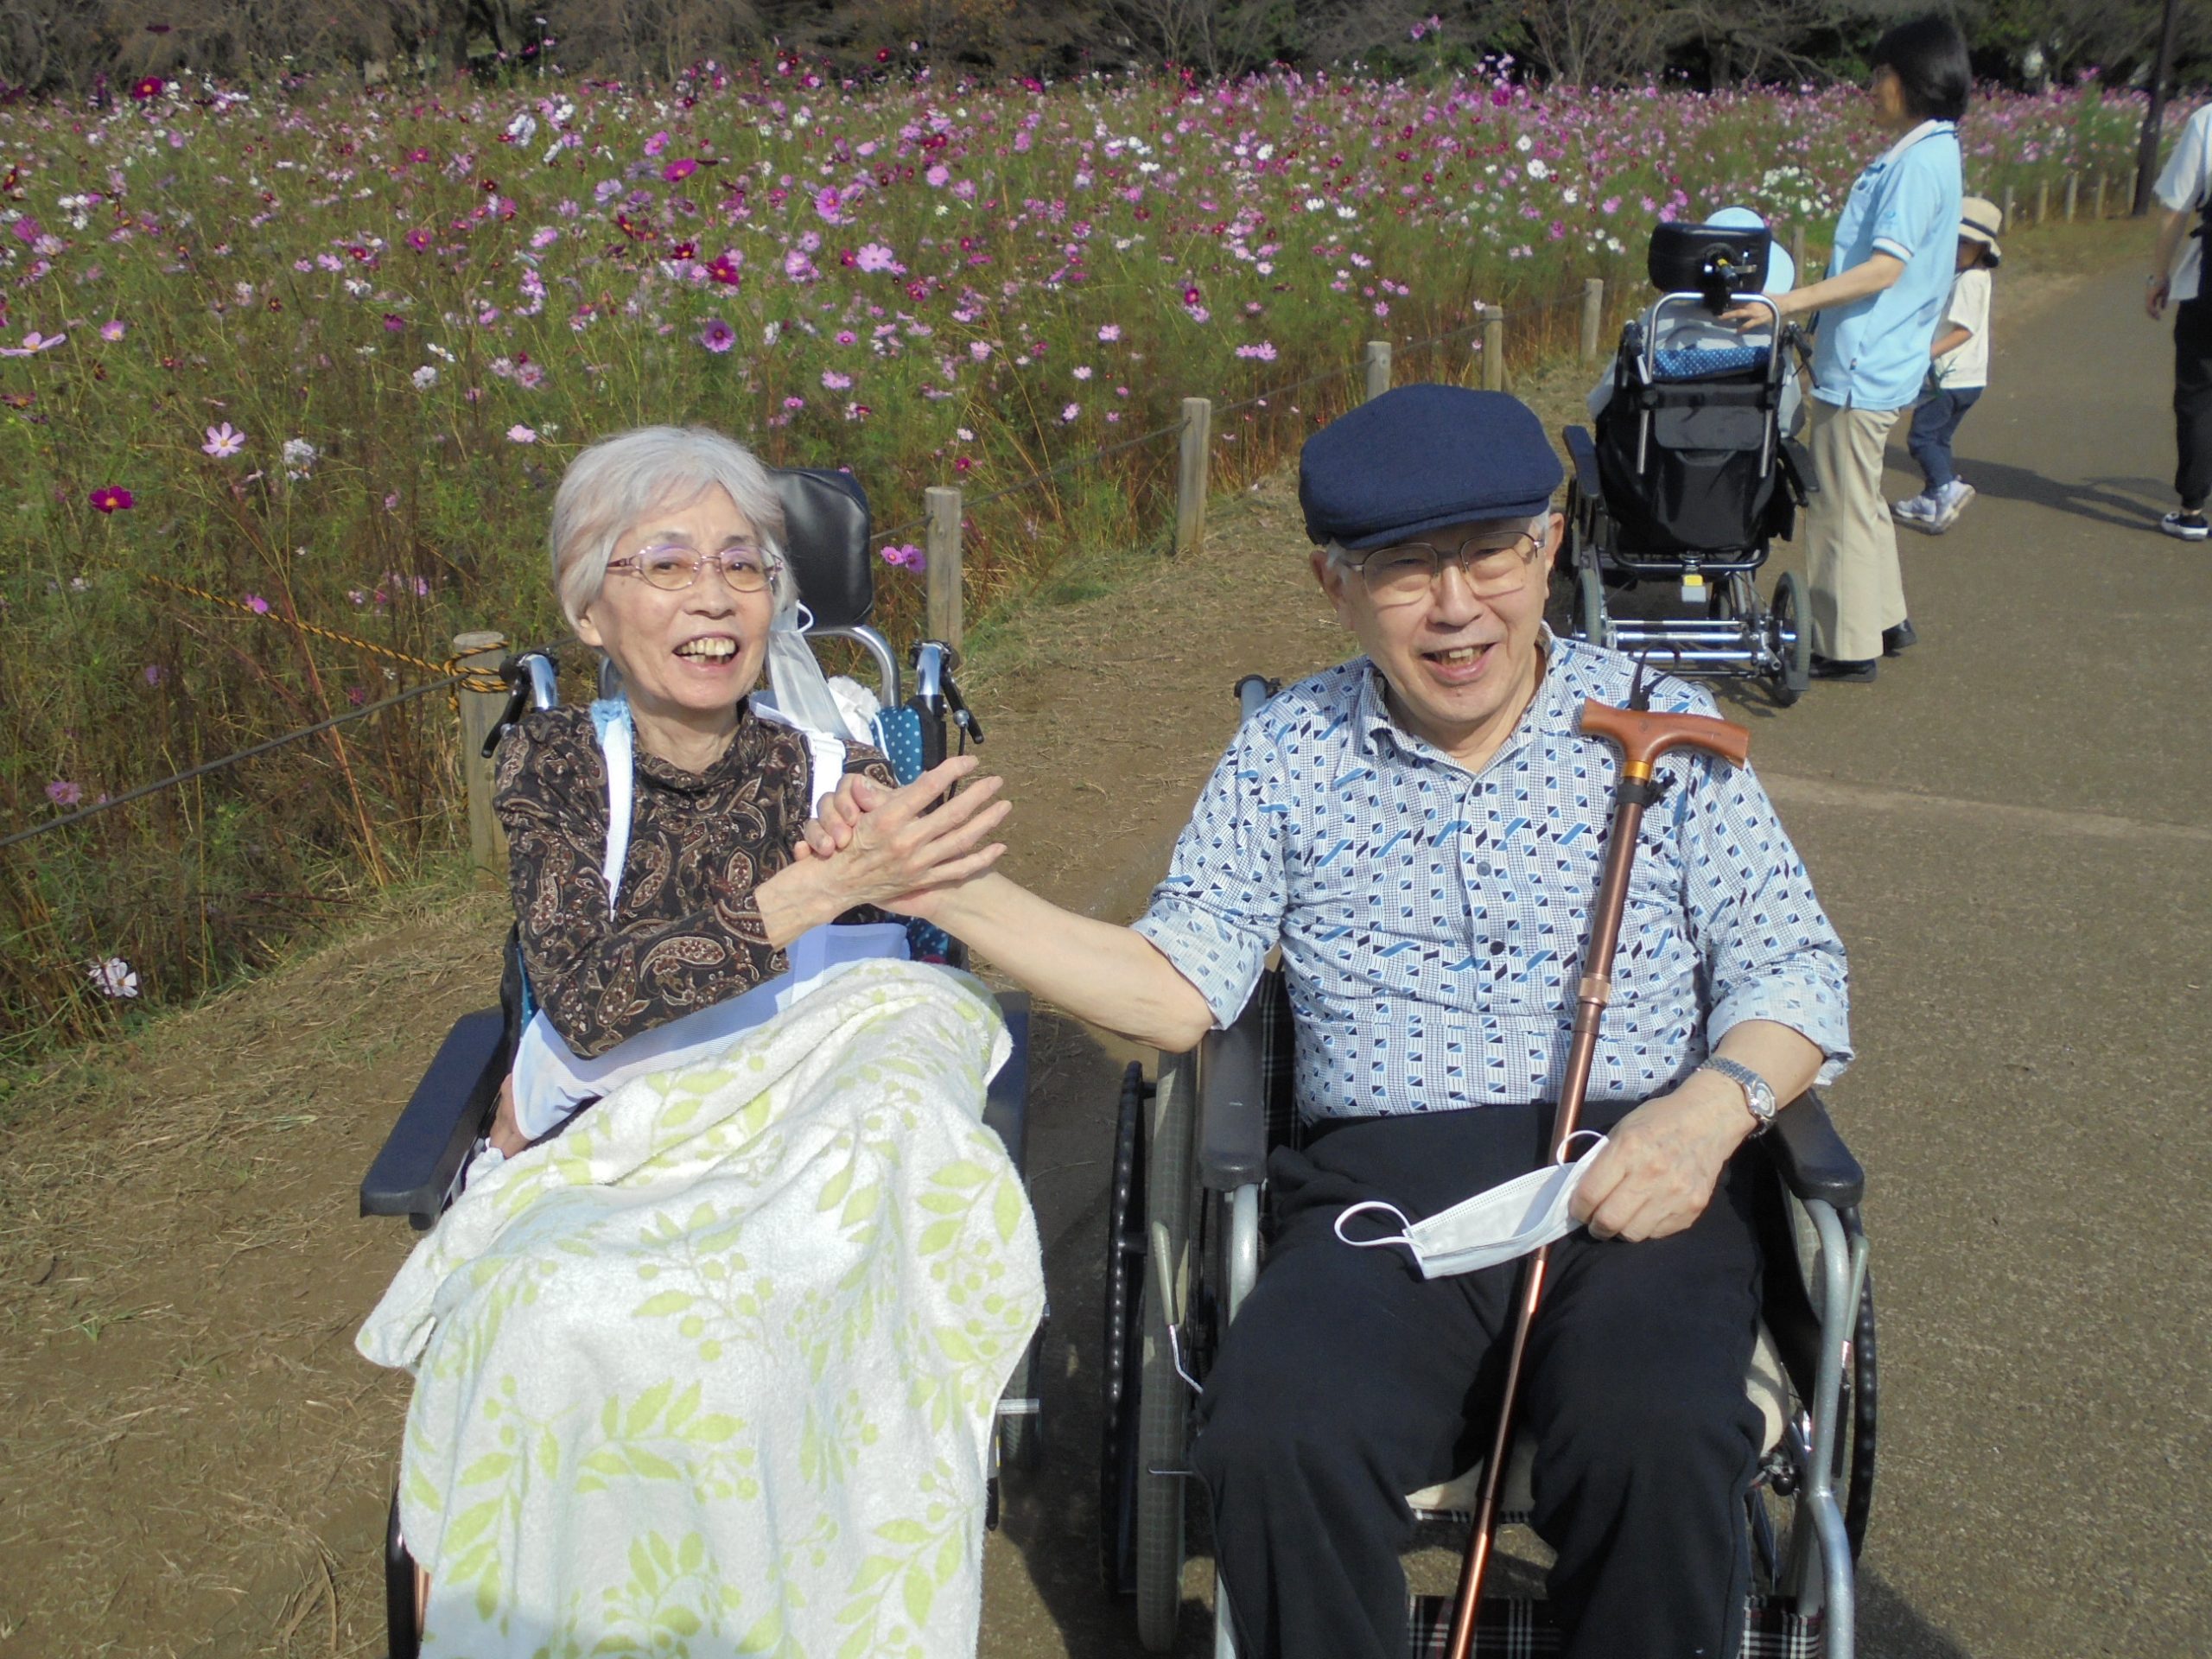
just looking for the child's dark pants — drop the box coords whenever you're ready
[1906,385,1982,493]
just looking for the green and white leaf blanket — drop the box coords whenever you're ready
[356,960,1045,1659]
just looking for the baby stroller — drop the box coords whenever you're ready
[1563,219,1815,704]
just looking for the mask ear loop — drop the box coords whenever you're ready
[1553,1128,1608,1166]
[1333,1199,1420,1262]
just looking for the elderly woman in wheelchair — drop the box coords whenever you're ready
[355,426,1039,1659]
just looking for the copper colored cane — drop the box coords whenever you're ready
[1442,696,1751,1659]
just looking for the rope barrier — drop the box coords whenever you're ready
[1,676,462,853]
[145,575,512,700]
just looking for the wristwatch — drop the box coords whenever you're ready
[1699,1056,1778,1135]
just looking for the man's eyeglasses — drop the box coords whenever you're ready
[606,543,777,594]
[1352,530,1543,607]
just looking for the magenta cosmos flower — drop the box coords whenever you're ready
[696,318,735,353]
[46,779,82,807]
[662,157,699,183]
[88,486,133,512]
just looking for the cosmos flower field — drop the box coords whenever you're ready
[0,58,2165,1042]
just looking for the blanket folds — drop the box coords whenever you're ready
[357,960,1046,1659]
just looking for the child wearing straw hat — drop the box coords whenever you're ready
[1896,194,2002,535]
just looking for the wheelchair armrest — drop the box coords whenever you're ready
[359,1007,506,1230]
[981,992,1031,1174]
[1198,1010,1268,1192]
[1563,425,1603,499]
[1762,1090,1864,1211]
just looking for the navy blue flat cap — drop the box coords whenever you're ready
[1300,384,1563,550]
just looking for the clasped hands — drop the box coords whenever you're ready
[788,757,1007,918]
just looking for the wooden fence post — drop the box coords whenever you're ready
[1362,339,1392,401]
[2001,182,2016,235]
[2065,171,2078,222]
[1176,396,1213,556]
[1789,223,1808,284]
[1579,278,1605,363]
[1482,305,1506,391]
[452,630,508,876]
[2037,177,2050,225]
[2094,172,2108,219]
[925,485,963,653]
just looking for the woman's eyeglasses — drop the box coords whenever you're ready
[1353,531,1542,607]
[607,543,776,594]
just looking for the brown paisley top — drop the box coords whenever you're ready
[494,700,898,1059]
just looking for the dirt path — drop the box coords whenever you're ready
[3,231,2203,1658]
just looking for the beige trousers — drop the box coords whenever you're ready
[1803,399,1909,662]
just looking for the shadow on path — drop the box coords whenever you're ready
[1935,455,2167,535]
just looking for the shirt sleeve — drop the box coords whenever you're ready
[1868,145,1951,265]
[1130,721,1289,1029]
[2156,107,2212,213]
[1672,751,1854,1086]
[495,715,785,1059]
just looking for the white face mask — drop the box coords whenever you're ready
[1333,1132,1607,1279]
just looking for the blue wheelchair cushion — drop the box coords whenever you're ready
[1653,344,1764,381]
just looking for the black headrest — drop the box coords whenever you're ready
[772,467,873,630]
[1648,220,1771,311]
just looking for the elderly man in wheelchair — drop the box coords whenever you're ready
[810,385,1866,1659]
[355,426,1043,1659]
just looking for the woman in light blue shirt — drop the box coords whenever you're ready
[1729,16,1967,681]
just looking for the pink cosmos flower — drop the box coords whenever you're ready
[202,423,245,457]
[507,424,537,443]
[0,330,67,357]
[245,594,270,613]
[969,341,991,361]
[46,779,82,807]
[822,370,853,391]
[10,219,41,245]
[99,320,125,342]
[697,318,736,353]
[814,186,844,223]
[855,243,900,274]
[1098,324,1122,341]
[662,157,698,183]
[404,228,431,252]
[88,486,133,512]
[1061,403,1080,422]
[925,165,950,188]
[143,664,166,687]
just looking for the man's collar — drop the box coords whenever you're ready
[1874,118,1951,168]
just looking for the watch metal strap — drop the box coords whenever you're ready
[1698,1055,1777,1132]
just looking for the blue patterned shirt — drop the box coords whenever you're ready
[1134,636,1852,1121]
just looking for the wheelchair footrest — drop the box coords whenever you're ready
[1405,1594,1822,1658]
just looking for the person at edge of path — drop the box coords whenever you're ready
[1896,195,2004,536]
[1723,13,1967,683]
[2145,95,2212,541]
[796,385,1853,1659]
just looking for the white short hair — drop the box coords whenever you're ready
[549,425,792,629]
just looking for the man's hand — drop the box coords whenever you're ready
[2147,273,2173,321]
[1569,1078,1754,1243]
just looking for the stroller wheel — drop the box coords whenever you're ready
[1769,572,1810,703]
[1577,568,1615,650]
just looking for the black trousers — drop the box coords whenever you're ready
[2173,296,2212,510]
[1191,1102,1764,1659]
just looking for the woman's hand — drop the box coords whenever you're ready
[1720,291,1797,328]
[487,1073,530,1157]
[765,756,1009,938]
[2147,274,2173,321]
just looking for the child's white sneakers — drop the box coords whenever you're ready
[1897,480,1974,534]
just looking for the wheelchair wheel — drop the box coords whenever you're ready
[1844,1267,1878,1558]
[1099,1063,1146,1594]
[1769,571,1810,704]
[1133,1047,1199,1652]
[1577,567,1615,650]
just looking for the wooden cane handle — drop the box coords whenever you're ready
[1578,698,1751,771]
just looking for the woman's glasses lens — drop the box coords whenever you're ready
[632,546,770,592]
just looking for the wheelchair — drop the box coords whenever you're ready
[1561,219,1816,706]
[1099,675,1878,1659]
[355,467,1044,1658]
